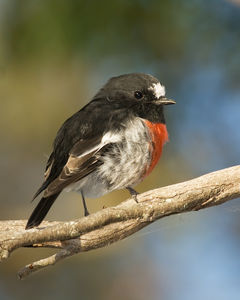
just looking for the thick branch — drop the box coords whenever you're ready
[0,165,240,278]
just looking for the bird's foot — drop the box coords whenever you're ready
[126,187,139,203]
[81,190,90,217]
[84,208,90,217]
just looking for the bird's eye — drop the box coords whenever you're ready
[134,91,143,99]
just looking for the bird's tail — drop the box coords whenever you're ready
[25,193,60,229]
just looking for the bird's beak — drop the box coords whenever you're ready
[154,97,176,105]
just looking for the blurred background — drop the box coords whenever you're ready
[0,0,240,299]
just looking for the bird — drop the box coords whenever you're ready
[25,73,175,229]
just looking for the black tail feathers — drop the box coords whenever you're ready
[25,193,60,229]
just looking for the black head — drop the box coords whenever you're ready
[95,73,175,105]
[93,73,175,123]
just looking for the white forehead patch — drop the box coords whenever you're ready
[149,82,165,99]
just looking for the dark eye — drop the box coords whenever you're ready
[134,91,143,99]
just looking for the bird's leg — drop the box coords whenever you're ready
[126,187,139,203]
[81,190,90,216]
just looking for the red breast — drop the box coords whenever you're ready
[143,120,169,178]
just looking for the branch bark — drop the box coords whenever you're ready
[1,165,240,279]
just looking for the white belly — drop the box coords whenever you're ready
[64,118,152,198]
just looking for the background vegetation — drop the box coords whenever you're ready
[0,0,240,299]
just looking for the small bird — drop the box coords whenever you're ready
[25,73,175,229]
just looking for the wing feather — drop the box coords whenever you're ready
[43,140,104,197]
[32,97,129,200]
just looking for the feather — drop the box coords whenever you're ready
[25,193,60,229]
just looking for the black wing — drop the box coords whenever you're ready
[33,98,129,199]
[26,97,134,229]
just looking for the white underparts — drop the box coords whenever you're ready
[66,118,152,198]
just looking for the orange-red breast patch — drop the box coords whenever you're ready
[143,121,169,178]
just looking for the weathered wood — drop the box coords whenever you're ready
[0,165,239,278]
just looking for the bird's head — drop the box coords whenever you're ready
[94,73,176,107]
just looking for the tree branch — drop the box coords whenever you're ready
[1,165,240,279]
